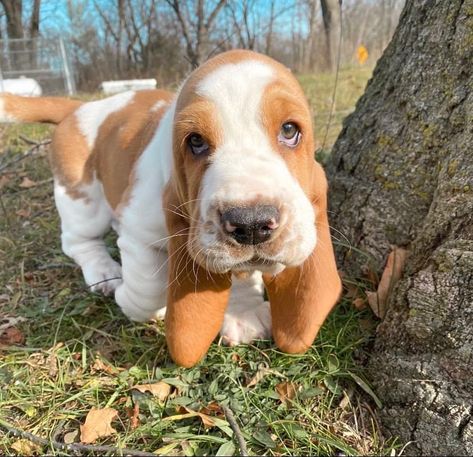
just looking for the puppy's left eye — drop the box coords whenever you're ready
[278,122,301,147]
[188,133,210,155]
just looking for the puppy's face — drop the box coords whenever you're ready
[169,51,319,275]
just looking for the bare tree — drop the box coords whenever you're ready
[0,0,42,68]
[166,0,227,67]
[320,0,341,71]
[226,0,257,50]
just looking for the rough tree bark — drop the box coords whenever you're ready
[326,1,472,454]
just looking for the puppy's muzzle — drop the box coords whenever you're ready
[221,205,280,245]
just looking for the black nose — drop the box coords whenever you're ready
[221,205,280,245]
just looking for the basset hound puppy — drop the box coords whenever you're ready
[0,50,341,367]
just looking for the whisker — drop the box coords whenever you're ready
[147,227,191,248]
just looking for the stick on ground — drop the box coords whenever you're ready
[0,418,156,457]
[221,404,249,456]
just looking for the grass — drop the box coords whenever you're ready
[0,66,400,456]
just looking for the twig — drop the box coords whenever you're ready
[221,405,249,456]
[37,262,76,271]
[19,135,50,146]
[87,276,122,290]
[0,417,156,457]
[0,139,51,174]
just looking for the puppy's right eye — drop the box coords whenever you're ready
[188,133,210,156]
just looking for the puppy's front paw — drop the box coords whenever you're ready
[83,258,123,296]
[220,301,272,346]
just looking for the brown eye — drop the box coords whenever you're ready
[188,133,209,155]
[278,122,301,147]
[281,122,297,139]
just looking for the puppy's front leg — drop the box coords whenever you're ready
[114,231,168,322]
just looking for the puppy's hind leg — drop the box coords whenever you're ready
[54,180,122,295]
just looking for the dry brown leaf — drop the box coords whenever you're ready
[275,382,297,404]
[199,401,224,417]
[19,177,36,188]
[247,366,271,387]
[11,438,41,455]
[168,406,216,429]
[15,208,31,218]
[126,403,140,429]
[367,247,408,319]
[0,326,25,345]
[0,175,11,190]
[131,381,172,402]
[247,365,286,388]
[352,297,367,310]
[47,352,58,378]
[79,407,118,444]
[345,281,359,299]
[91,357,118,375]
[63,430,78,444]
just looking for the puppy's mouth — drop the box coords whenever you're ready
[193,247,286,274]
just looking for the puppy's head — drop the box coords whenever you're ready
[167,50,321,275]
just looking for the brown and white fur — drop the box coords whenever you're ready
[0,50,341,367]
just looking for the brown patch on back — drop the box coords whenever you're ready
[51,90,173,207]
[50,114,92,198]
[93,90,173,209]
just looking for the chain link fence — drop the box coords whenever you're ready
[0,37,76,95]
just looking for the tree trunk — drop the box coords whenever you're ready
[326,1,473,454]
[320,0,340,71]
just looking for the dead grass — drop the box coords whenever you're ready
[0,67,402,456]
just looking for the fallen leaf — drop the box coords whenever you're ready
[0,327,25,345]
[91,357,118,375]
[63,430,78,444]
[366,247,408,319]
[200,401,224,417]
[275,382,297,405]
[79,407,118,444]
[15,208,31,218]
[162,406,217,429]
[126,403,140,429]
[19,177,36,188]
[231,352,240,362]
[0,175,11,190]
[246,365,285,388]
[247,366,271,387]
[352,297,367,310]
[344,281,359,299]
[131,381,172,402]
[11,438,41,455]
[47,352,58,378]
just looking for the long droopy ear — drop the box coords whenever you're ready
[263,162,342,354]
[163,183,232,367]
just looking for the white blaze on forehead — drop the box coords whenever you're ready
[197,59,287,205]
[196,60,275,140]
[76,91,135,148]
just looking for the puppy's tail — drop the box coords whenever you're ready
[0,93,83,125]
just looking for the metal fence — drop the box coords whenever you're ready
[0,37,76,95]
